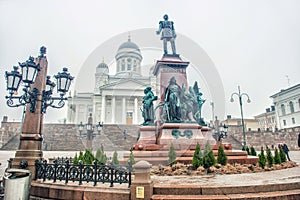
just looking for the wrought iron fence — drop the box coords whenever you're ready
[34,159,132,187]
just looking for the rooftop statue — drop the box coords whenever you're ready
[156,14,177,55]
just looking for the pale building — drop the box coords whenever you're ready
[254,106,277,132]
[67,37,156,124]
[270,83,300,129]
[222,115,259,132]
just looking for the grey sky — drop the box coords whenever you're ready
[0,0,299,123]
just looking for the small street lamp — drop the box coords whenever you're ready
[86,121,94,140]
[218,123,228,142]
[78,122,84,137]
[230,86,251,150]
[96,122,103,135]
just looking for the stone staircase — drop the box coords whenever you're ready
[222,134,243,150]
[151,182,300,199]
[0,134,19,150]
[100,124,139,151]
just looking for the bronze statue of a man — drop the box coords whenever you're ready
[156,14,177,55]
[141,86,157,125]
[164,77,182,122]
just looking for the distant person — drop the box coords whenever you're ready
[282,141,291,161]
[123,129,127,140]
[298,133,300,148]
[101,143,104,152]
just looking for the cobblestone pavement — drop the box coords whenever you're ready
[152,151,300,186]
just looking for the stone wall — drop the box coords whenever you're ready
[230,126,300,150]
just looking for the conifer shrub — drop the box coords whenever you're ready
[192,143,202,168]
[266,146,274,167]
[112,151,119,166]
[128,149,136,165]
[203,141,216,169]
[246,146,250,155]
[83,149,95,164]
[274,147,281,164]
[217,144,227,166]
[95,148,103,161]
[279,146,287,163]
[78,151,84,162]
[250,146,257,156]
[258,146,266,169]
[168,143,177,166]
[73,153,79,164]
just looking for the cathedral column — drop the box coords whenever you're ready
[101,95,106,123]
[112,96,116,123]
[122,97,126,124]
[134,97,138,124]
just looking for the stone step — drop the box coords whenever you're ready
[152,189,300,200]
[152,195,229,199]
[126,150,248,158]
[128,155,257,165]
[154,183,300,194]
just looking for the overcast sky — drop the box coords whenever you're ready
[0,0,299,123]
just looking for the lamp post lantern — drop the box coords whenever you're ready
[4,46,74,174]
[230,86,251,150]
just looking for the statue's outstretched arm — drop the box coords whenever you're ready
[156,21,162,34]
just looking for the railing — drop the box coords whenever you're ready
[34,160,132,187]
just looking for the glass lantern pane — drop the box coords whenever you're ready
[7,75,14,88]
[13,76,21,89]
[59,77,67,92]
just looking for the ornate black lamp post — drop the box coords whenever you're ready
[230,86,251,150]
[4,46,74,174]
[96,122,103,135]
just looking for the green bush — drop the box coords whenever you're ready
[128,149,136,165]
[250,146,257,156]
[95,148,103,161]
[274,147,281,164]
[246,146,250,155]
[94,148,107,164]
[266,146,274,167]
[258,146,266,169]
[168,143,177,166]
[279,146,287,163]
[83,149,95,164]
[192,143,202,168]
[217,144,227,166]
[78,151,84,162]
[203,141,216,169]
[73,153,79,164]
[112,151,119,166]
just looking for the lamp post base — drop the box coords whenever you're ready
[12,133,43,178]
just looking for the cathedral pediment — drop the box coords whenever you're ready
[99,78,148,91]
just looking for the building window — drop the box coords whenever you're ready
[281,104,286,115]
[292,118,295,124]
[289,101,294,113]
[127,63,131,70]
[283,119,286,126]
[122,63,125,71]
[298,99,300,109]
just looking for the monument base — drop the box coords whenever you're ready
[129,123,257,165]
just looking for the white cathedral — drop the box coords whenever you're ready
[67,37,156,125]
